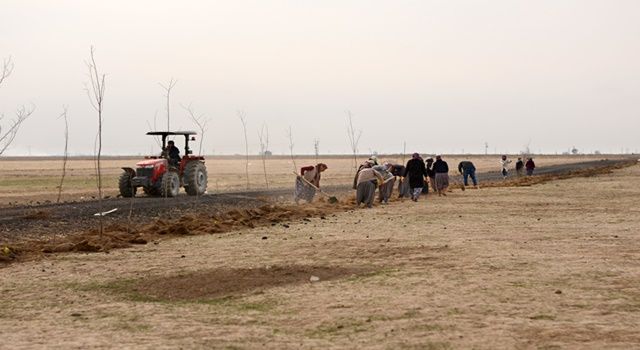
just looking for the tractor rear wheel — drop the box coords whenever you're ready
[160,171,180,197]
[118,171,136,198]
[184,161,208,196]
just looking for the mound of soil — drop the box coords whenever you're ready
[139,201,349,238]
[1,200,352,265]
[479,160,634,189]
[129,265,370,301]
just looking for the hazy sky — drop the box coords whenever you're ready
[1,0,639,156]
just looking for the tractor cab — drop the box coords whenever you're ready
[147,131,196,158]
[142,131,202,171]
[119,131,208,198]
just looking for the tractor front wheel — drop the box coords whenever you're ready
[160,171,180,197]
[118,171,137,198]
[184,161,208,196]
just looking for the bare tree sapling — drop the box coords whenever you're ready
[313,138,320,164]
[146,110,161,148]
[258,123,270,188]
[237,110,250,189]
[56,106,69,203]
[0,56,14,87]
[287,126,297,172]
[346,110,362,172]
[85,46,106,236]
[182,103,210,155]
[0,56,35,156]
[159,78,177,131]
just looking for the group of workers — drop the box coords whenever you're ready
[294,154,538,208]
[500,155,536,178]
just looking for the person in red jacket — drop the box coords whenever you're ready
[525,158,536,176]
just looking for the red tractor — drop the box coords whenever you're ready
[119,131,208,198]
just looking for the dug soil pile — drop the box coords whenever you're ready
[1,198,356,264]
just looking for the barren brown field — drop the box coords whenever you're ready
[0,154,624,206]
[1,162,638,349]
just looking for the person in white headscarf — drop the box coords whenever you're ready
[355,167,384,208]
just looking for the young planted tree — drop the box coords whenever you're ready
[85,46,106,236]
[146,110,161,148]
[346,110,362,172]
[56,106,69,203]
[237,110,250,189]
[286,126,297,172]
[0,56,35,156]
[159,78,177,131]
[0,56,14,86]
[0,105,35,156]
[182,103,210,155]
[258,123,270,188]
[402,141,406,165]
[313,138,320,164]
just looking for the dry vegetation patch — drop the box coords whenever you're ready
[106,265,371,302]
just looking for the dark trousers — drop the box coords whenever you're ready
[463,170,477,186]
[356,181,377,208]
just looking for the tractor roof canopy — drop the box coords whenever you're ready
[147,131,197,136]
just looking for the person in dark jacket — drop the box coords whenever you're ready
[404,153,427,202]
[391,164,410,198]
[432,155,449,196]
[515,158,524,176]
[163,140,181,166]
[425,157,435,194]
[525,158,536,176]
[457,160,478,188]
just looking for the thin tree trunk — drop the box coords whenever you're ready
[56,106,69,203]
[238,110,250,190]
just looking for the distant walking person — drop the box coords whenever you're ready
[515,157,524,177]
[355,167,384,208]
[500,155,512,179]
[433,155,450,196]
[405,153,428,202]
[425,157,436,194]
[526,158,536,176]
[457,160,478,189]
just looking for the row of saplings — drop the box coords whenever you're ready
[118,131,208,198]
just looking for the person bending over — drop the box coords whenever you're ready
[457,160,478,189]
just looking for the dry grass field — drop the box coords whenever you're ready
[0,154,622,206]
[1,163,638,349]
